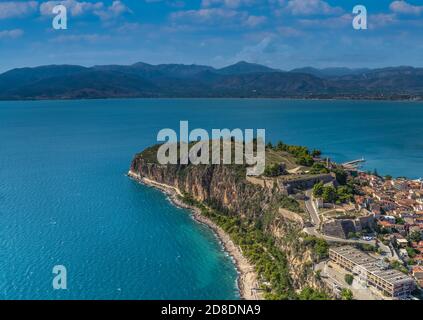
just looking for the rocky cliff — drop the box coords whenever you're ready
[130,145,330,299]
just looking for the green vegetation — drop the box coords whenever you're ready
[390,260,409,274]
[296,154,314,167]
[347,232,358,239]
[182,196,294,299]
[298,287,331,300]
[341,288,353,300]
[356,243,377,252]
[279,195,303,213]
[407,259,415,266]
[333,168,348,185]
[180,193,329,300]
[344,274,354,286]
[273,141,314,167]
[322,185,337,203]
[263,163,283,177]
[406,246,419,258]
[395,217,405,225]
[408,231,422,243]
[313,181,324,197]
[309,162,329,174]
[311,149,322,157]
[303,235,329,260]
[312,181,354,204]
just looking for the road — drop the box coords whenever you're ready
[304,226,377,245]
[305,189,320,226]
[303,189,394,258]
[304,189,373,244]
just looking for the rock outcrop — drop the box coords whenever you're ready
[130,146,329,297]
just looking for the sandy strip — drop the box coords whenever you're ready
[128,170,262,300]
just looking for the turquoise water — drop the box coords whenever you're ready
[1,99,422,299]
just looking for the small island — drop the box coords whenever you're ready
[129,141,423,300]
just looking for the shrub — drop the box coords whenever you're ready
[341,288,353,300]
[298,287,330,300]
[264,163,283,177]
[345,274,354,285]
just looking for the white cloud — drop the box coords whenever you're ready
[171,8,238,24]
[0,29,24,39]
[276,26,303,37]
[230,36,290,65]
[40,0,130,20]
[369,13,398,28]
[40,0,103,16]
[390,1,423,15]
[95,1,131,20]
[201,0,256,9]
[285,0,343,16]
[170,8,265,28]
[244,15,267,27]
[50,33,110,43]
[298,13,352,28]
[0,1,38,19]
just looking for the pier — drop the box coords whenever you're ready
[341,158,366,170]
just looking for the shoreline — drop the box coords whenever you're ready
[3,96,423,103]
[128,170,262,300]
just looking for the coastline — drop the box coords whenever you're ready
[128,170,262,300]
[2,96,423,103]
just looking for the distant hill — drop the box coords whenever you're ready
[217,61,280,75]
[0,61,422,100]
[290,67,370,78]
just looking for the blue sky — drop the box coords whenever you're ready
[0,0,422,72]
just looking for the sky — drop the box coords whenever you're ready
[0,0,422,72]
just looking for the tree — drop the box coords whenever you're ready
[303,236,329,260]
[322,185,337,203]
[406,247,418,258]
[298,287,330,300]
[314,238,329,259]
[276,141,285,151]
[408,231,422,243]
[279,195,302,213]
[347,232,357,239]
[333,168,348,185]
[310,162,329,174]
[313,182,324,197]
[341,288,353,300]
[395,217,405,225]
[296,154,314,166]
[311,149,322,157]
[264,164,282,177]
[344,274,354,285]
[336,185,354,203]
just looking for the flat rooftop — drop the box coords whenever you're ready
[330,246,414,286]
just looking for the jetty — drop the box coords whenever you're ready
[341,157,365,170]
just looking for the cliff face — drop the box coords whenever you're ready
[130,151,326,295]
[130,157,275,219]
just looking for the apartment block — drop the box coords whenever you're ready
[329,246,415,298]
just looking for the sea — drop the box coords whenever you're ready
[1,98,422,299]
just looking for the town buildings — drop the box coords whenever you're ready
[329,246,416,298]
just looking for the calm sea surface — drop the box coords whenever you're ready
[1,99,422,299]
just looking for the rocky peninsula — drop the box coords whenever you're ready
[128,143,330,300]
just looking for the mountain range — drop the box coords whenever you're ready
[1,61,423,100]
